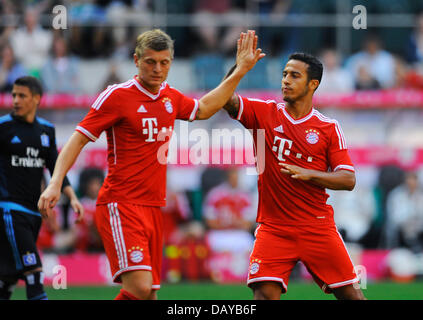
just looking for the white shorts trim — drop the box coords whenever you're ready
[247,276,288,291]
[112,265,153,282]
[108,203,128,270]
[328,277,360,289]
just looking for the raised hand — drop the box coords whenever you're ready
[236,30,266,74]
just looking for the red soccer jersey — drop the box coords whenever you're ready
[76,77,199,206]
[235,95,354,226]
[204,183,256,229]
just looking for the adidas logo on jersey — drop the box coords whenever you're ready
[137,105,147,113]
[274,125,284,133]
[11,136,21,144]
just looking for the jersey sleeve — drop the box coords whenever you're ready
[327,121,355,172]
[173,88,199,121]
[232,95,274,130]
[76,86,122,141]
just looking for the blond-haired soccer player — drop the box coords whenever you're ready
[38,29,264,300]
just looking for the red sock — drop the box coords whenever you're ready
[114,289,139,300]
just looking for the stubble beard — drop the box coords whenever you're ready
[282,86,309,105]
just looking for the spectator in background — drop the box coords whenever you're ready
[75,167,105,252]
[100,60,122,90]
[253,0,294,56]
[164,0,195,57]
[392,55,410,89]
[68,0,112,58]
[354,64,381,91]
[201,167,227,197]
[0,44,27,92]
[345,34,396,89]
[317,48,354,94]
[327,185,376,247]
[37,174,78,254]
[405,12,423,67]
[0,0,17,49]
[385,171,423,253]
[36,206,77,254]
[204,167,256,233]
[162,185,207,283]
[403,12,423,89]
[162,188,193,245]
[203,167,256,282]
[374,165,405,249]
[106,0,152,59]
[41,36,80,94]
[192,0,249,55]
[9,6,53,77]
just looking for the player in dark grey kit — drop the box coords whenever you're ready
[0,76,83,300]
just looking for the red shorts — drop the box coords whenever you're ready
[247,223,359,294]
[95,202,163,289]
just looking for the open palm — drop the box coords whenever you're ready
[236,30,266,73]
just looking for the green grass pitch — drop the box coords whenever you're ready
[9,281,423,300]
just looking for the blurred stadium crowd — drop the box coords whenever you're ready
[2,0,423,93]
[1,0,423,283]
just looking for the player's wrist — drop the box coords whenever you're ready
[65,187,79,202]
[48,178,63,190]
[234,63,250,76]
[306,169,320,181]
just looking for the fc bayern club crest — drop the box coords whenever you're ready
[128,246,144,263]
[249,259,261,275]
[250,263,259,275]
[162,97,173,113]
[305,129,320,144]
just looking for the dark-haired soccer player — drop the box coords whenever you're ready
[38,29,264,300]
[223,52,366,300]
[0,76,83,300]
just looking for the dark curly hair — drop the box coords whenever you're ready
[288,52,323,84]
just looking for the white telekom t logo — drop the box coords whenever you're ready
[142,118,158,142]
[272,136,293,161]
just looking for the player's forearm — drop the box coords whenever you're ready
[49,131,89,189]
[222,64,241,117]
[62,185,79,202]
[196,66,248,120]
[309,169,356,191]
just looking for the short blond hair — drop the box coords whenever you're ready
[135,29,174,59]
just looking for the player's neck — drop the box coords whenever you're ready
[12,111,36,124]
[136,75,161,94]
[284,100,313,120]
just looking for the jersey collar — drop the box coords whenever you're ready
[132,76,167,100]
[282,106,315,125]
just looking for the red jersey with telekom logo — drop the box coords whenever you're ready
[235,95,354,226]
[76,77,199,206]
